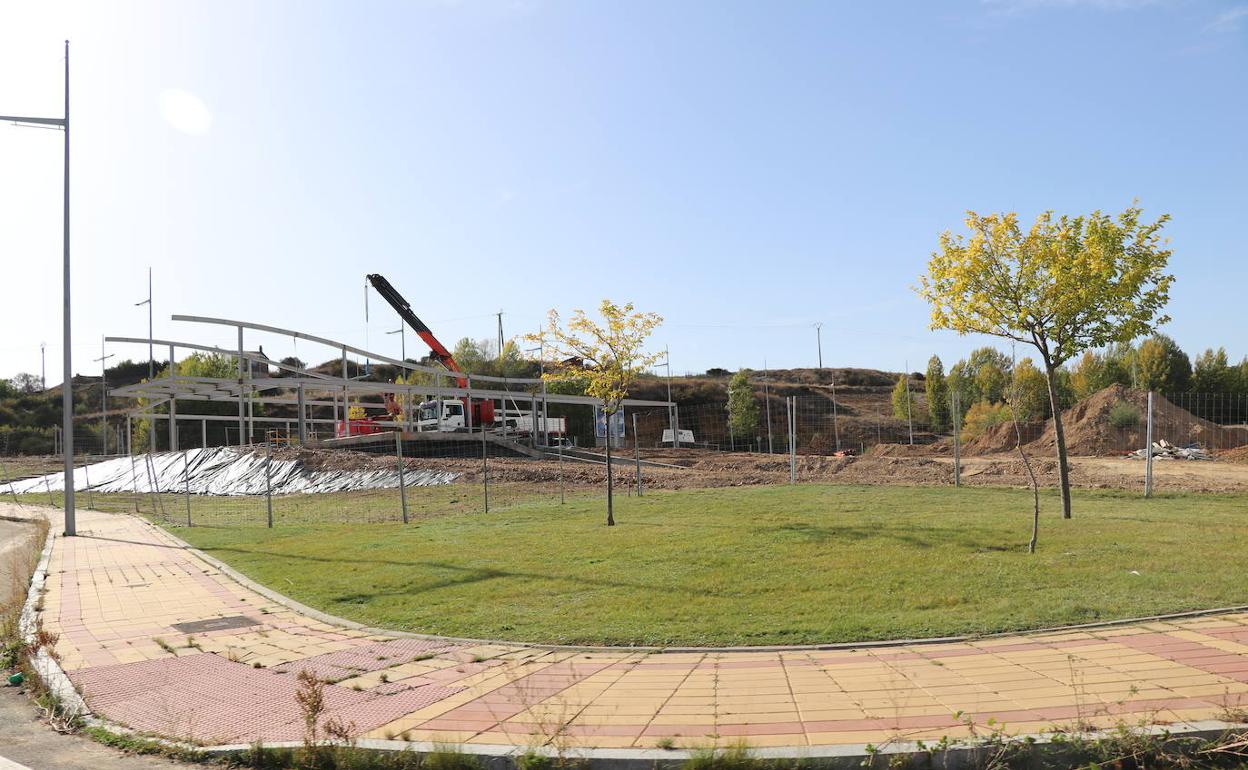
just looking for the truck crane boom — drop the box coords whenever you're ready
[366,273,467,387]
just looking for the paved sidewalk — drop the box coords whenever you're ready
[6,502,1248,752]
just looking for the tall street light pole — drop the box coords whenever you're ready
[814,322,823,369]
[0,41,75,534]
[135,267,155,451]
[387,326,405,362]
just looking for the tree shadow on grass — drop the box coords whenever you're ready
[196,545,729,600]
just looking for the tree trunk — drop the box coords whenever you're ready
[605,415,615,527]
[1044,362,1073,519]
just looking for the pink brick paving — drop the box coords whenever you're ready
[6,501,1248,751]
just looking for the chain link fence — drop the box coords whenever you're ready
[5,386,1248,527]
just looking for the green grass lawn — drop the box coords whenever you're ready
[164,484,1247,647]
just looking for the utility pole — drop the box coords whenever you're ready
[1,42,75,533]
[92,337,114,455]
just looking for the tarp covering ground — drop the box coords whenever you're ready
[7,446,458,496]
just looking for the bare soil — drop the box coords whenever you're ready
[408,446,1248,494]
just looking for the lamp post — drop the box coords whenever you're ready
[134,267,155,451]
[92,337,114,455]
[1,41,75,534]
[657,346,677,449]
[386,326,405,362]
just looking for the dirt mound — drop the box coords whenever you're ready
[1026,385,1228,456]
[867,442,950,458]
[961,421,1043,456]
[962,385,1240,458]
[1219,445,1248,464]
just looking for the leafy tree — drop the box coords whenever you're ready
[924,356,949,431]
[451,338,493,376]
[529,300,663,526]
[1134,334,1191,393]
[919,204,1174,520]
[1070,349,1131,400]
[890,375,912,421]
[727,370,758,442]
[1010,358,1050,421]
[961,400,1011,440]
[135,353,258,450]
[9,373,42,394]
[1191,347,1232,393]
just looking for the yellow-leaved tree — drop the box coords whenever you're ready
[528,300,663,526]
[918,205,1174,520]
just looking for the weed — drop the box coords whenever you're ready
[516,749,554,770]
[423,745,482,770]
[655,736,678,750]
[683,741,761,770]
[153,636,176,655]
[84,725,204,762]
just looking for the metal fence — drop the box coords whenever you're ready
[5,388,1248,528]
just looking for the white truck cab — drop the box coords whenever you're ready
[416,399,467,432]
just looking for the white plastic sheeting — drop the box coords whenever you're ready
[9,447,458,496]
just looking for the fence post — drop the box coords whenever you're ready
[557,434,565,505]
[1144,390,1154,499]
[787,397,796,485]
[264,440,273,528]
[633,414,642,497]
[183,449,193,526]
[129,453,140,513]
[952,391,962,488]
[396,431,408,524]
[482,416,490,513]
[144,452,164,518]
[83,462,95,510]
[1,460,23,508]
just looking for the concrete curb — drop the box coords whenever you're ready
[194,721,1248,770]
[17,526,91,720]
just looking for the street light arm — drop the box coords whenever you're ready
[0,114,66,127]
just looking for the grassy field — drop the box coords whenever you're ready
[151,484,1248,647]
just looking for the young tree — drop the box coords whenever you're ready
[925,356,949,431]
[727,370,759,445]
[1070,349,1132,400]
[529,300,663,526]
[891,374,911,420]
[918,205,1174,519]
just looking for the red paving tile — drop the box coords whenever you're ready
[14,503,1248,752]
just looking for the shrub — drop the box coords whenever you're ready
[1109,401,1140,430]
[961,401,1013,441]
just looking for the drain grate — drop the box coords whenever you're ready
[171,615,261,634]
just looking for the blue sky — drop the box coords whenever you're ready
[1,0,1245,382]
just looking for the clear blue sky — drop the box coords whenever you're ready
[1,0,1245,382]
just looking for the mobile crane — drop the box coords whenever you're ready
[365,273,496,430]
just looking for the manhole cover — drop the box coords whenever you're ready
[171,615,261,634]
